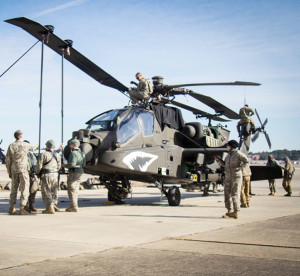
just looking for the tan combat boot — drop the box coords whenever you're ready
[19,206,29,215]
[66,205,78,212]
[222,208,233,218]
[228,210,239,219]
[8,204,16,215]
[42,204,55,214]
[29,202,38,213]
[53,205,61,212]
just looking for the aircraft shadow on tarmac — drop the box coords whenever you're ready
[0,190,224,213]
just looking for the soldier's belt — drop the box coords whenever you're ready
[41,169,58,174]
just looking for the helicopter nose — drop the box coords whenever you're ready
[80,142,93,162]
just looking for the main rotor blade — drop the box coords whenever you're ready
[189,91,241,119]
[166,81,261,90]
[161,98,229,122]
[255,108,263,127]
[5,17,128,93]
[251,131,260,143]
[264,132,272,149]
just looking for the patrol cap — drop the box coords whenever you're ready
[14,130,23,139]
[46,139,55,149]
[227,140,239,149]
[69,139,80,147]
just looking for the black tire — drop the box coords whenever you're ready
[167,187,181,206]
[108,191,123,204]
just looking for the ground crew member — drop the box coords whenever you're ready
[215,140,249,219]
[237,104,255,134]
[64,139,86,212]
[6,130,38,215]
[24,140,40,213]
[35,140,61,214]
[281,157,294,196]
[266,155,280,196]
[241,162,251,208]
[129,72,153,103]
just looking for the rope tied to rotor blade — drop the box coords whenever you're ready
[0,40,40,78]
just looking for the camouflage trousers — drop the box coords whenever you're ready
[9,171,30,207]
[237,117,255,127]
[241,176,251,206]
[28,175,40,204]
[224,172,242,211]
[268,179,276,193]
[129,89,150,102]
[67,172,82,207]
[282,177,292,194]
[41,173,59,206]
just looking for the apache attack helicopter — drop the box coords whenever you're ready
[5,17,282,206]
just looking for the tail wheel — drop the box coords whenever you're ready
[167,187,181,206]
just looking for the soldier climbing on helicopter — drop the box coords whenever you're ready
[128,72,153,103]
[236,104,255,136]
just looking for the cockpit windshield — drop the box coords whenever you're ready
[87,109,125,132]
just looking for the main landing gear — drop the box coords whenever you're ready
[155,180,181,206]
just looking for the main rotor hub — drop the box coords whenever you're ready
[152,75,164,85]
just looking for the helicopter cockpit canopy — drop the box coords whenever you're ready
[117,108,154,145]
[87,109,126,132]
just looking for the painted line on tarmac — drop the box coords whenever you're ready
[174,239,300,250]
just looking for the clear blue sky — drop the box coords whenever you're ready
[0,0,299,153]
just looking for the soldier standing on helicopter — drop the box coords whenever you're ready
[128,72,153,103]
[237,104,255,135]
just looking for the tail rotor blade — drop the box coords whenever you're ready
[262,118,268,128]
[264,132,272,149]
[255,108,263,127]
[251,131,260,143]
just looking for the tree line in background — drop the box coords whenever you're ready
[249,150,300,161]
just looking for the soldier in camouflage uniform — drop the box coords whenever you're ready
[281,157,294,196]
[65,139,86,212]
[24,140,40,213]
[237,104,255,134]
[129,72,153,103]
[216,140,249,219]
[35,140,61,214]
[241,162,251,208]
[266,155,280,195]
[6,130,38,215]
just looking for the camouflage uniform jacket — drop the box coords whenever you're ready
[6,140,36,174]
[35,150,61,174]
[266,159,279,167]
[137,78,153,98]
[219,149,249,175]
[242,162,252,177]
[239,106,255,118]
[65,149,86,173]
[283,160,294,178]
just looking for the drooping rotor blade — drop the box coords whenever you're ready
[161,98,229,122]
[255,108,263,127]
[251,131,260,143]
[264,132,272,149]
[166,81,261,90]
[189,91,241,119]
[5,17,128,94]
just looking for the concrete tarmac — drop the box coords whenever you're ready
[0,164,299,275]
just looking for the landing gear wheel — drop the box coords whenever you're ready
[167,187,181,206]
[107,191,123,204]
